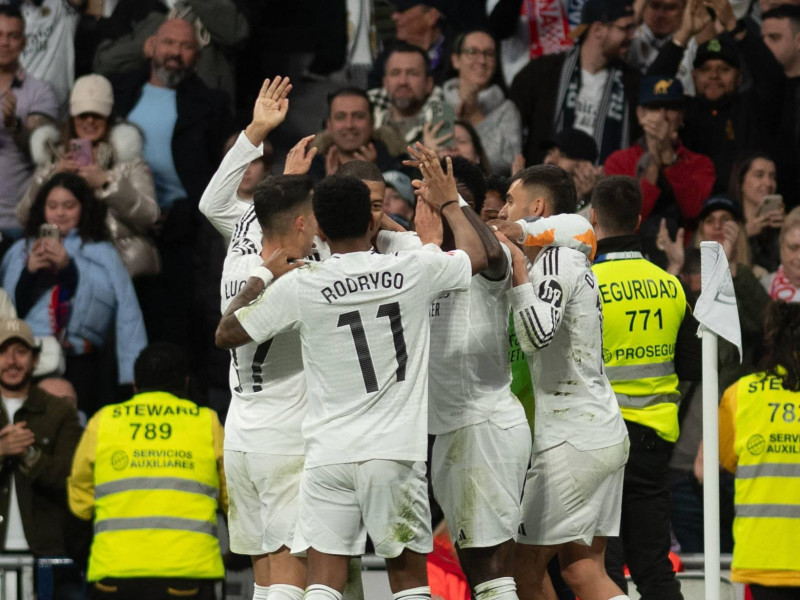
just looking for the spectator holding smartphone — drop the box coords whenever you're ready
[0,173,147,417]
[728,152,784,273]
[16,74,160,279]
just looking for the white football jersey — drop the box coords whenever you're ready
[221,205,328,454]
[508,246,627,453]
[428,244,528,434]
[236,249,472,468]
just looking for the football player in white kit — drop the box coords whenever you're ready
[495,165,630,600]
[216,157,488,600]
[408,154,531,600]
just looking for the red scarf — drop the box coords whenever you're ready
[768,266,800,302]
[524,0,574,57]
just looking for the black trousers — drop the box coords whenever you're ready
[750,585,800,600]
[605,421,683,600]
[90,578,216,600]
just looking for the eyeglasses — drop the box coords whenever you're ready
[461,47,496,60]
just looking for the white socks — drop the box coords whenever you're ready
[392,586,432,600]
[253,584,270,600]
[270,584,305,600]
[474,577,518,600]
[304,584,343,600]
[608,596,631,600]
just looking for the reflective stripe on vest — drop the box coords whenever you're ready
[95,477,219,500]
[614,392,679,409]
[95,516,218,536]
[730,371,800,573]
[736,463,800,479]
[592,255,686,441]
[89,392,223,581]
[605,361,675,381]
[735,504,800,519]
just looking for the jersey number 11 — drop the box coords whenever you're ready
[338,302,408,393]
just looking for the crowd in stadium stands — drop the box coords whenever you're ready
[0,0,799,599]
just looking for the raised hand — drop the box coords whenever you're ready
[657,218,685,275]
[283,135,318,175]
[352,143,378,164]
[246,77,293,145]
[406,143,457,210]
[414,199,443,246]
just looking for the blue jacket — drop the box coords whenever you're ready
[0,230,147,383]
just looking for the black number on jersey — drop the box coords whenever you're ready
[231,339,273,393]
[337,301,408,393]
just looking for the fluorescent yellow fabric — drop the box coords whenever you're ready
[719,373,800,586]
[68,392,226,581]
[593,256,686,441]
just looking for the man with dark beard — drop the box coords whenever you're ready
[367,42,450,147]
[0,319,82,583]
[109,18,235,399]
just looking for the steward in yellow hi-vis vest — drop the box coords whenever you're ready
[68,343,227,598]
[719,301,800,594]
[593,247,686,442]
[589,176,701,600]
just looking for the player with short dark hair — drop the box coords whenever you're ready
[216,147,488,600]
[492,165,629,600]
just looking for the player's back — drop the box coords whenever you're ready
[220,206,326,454]
[428,245,526,434]
[290,250,471,468]
[519,246,627,453]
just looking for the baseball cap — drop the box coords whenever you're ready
[70,74,114,118]
[391,0,448,12]
[571,0,634,36]
[0,319,39,350]
[698,194,744,222]
[638,76,684,108]
[540,129,599,163]
[383,170,415,207]
[693,37,740,69]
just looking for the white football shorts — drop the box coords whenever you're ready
[518,438,629,546]
[224,450,305,555]
[432,420,531,548]
[293,459,433,558]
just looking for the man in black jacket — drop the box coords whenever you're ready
[646,0,787,194]
[110,18,235,402]
[510,0,640,164]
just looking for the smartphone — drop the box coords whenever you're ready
[424,100,456,149]
[39,223,61,240]
[759,194,784,216]
[69,138,93,166]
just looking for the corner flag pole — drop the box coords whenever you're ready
[696,240,741,600]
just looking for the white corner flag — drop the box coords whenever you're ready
[695,241,742,600]
[695,241,742,360]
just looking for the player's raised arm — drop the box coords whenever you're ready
[406,144,488,275]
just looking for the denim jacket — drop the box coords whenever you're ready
[0,230,147,383]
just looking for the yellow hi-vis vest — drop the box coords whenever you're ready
[89,392,223,581]
[593,251,685,442]
[730,372,800,577]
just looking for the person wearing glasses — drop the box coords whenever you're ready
[442,29,522,175]
[510,0,640,166]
